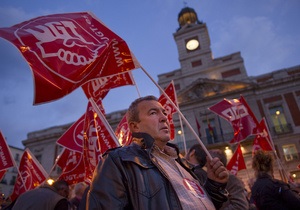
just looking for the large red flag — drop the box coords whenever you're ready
[115,114,132,146]
[83,100,119,182]
[56,148,85,185]
[158,81,178,140]
[226,144,246,175]
[252,118,273,155]
[0,131,14,171]
[82,71,135,102]
[0,12,140,104]
[208,95,259,143]
[10,149,48,201]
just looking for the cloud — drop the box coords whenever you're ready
[211,15,298,75]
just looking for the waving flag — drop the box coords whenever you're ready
[10,149,48,201]
[252,118,273,155]
[82,71,135,102]
[57,100,105,153]
[0,12,140,104]
[209,95,259,143]
[56,115,85,153]
[0,131,14,172]
[56,148,85,185]
[158,81,178,140]
[83,100,119,182]
[115,113,132,146]
[226,144,246,175]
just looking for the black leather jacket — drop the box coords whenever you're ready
[87,132,227,210]
[251,173,300,210]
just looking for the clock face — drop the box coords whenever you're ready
[186,39,199,51]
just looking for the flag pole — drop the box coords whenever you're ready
[89,98,120,147]
[140,66,212,160]
[48,147,65,180]
[263,118,289,182]
[172,80,187,154]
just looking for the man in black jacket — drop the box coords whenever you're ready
[87,95,229,210]
[12,179,69,210]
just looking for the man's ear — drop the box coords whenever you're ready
[129,121,139,133]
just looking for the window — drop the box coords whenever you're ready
[35,154,42,164]
[269,106,290,134]
[282,144,299,161]
[14,153,20,162]
[10,176,16,185]
[203,118,218,144]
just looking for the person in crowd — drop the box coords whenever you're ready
[69,182,88,210]
[87,95,229,210]
[184,143,208,185]
[77,185,90,210]
[12,179,70,210]
[186,145,249,210]
[209,149,249,210]
[251,150,300,210]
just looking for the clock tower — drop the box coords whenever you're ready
[174,7,213,74]
[158,7,248,90]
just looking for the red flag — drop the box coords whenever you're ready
[115,114,132,146]
[82,71,135,102]
[208,95,259,143]
[56,100,105,153]
[226,144,246,175]
[158,81,178,140]
[56,148,85,185]
[10,149,48,201]
[252,118,273,155]
[0,131,14,171]
[0,12,140,104]
[56,115,85,153]
[195,117,201,137]
[83,101,119,182]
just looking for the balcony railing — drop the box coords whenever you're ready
[272,123,293,135]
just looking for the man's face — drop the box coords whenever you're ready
[131,100,170,144]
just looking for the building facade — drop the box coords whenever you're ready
[22,7,300,190]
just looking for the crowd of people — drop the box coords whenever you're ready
[1,95,300,209]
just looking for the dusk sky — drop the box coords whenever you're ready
[0,0,299,149]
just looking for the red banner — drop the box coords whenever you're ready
[158,81,178,140]
[10,149,48,201]
[56,115,85,153]
[56,148,85,185]
[0,12,140,104]
[0,131,14,171]
[56,100,105,153]
[209,95,259,143]
[82,71,135,102]
[252,118,273,155]
[226,144,246,175]
[83,101,119,182]
[115,114,132,146]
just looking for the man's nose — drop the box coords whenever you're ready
[160,113,168,122]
